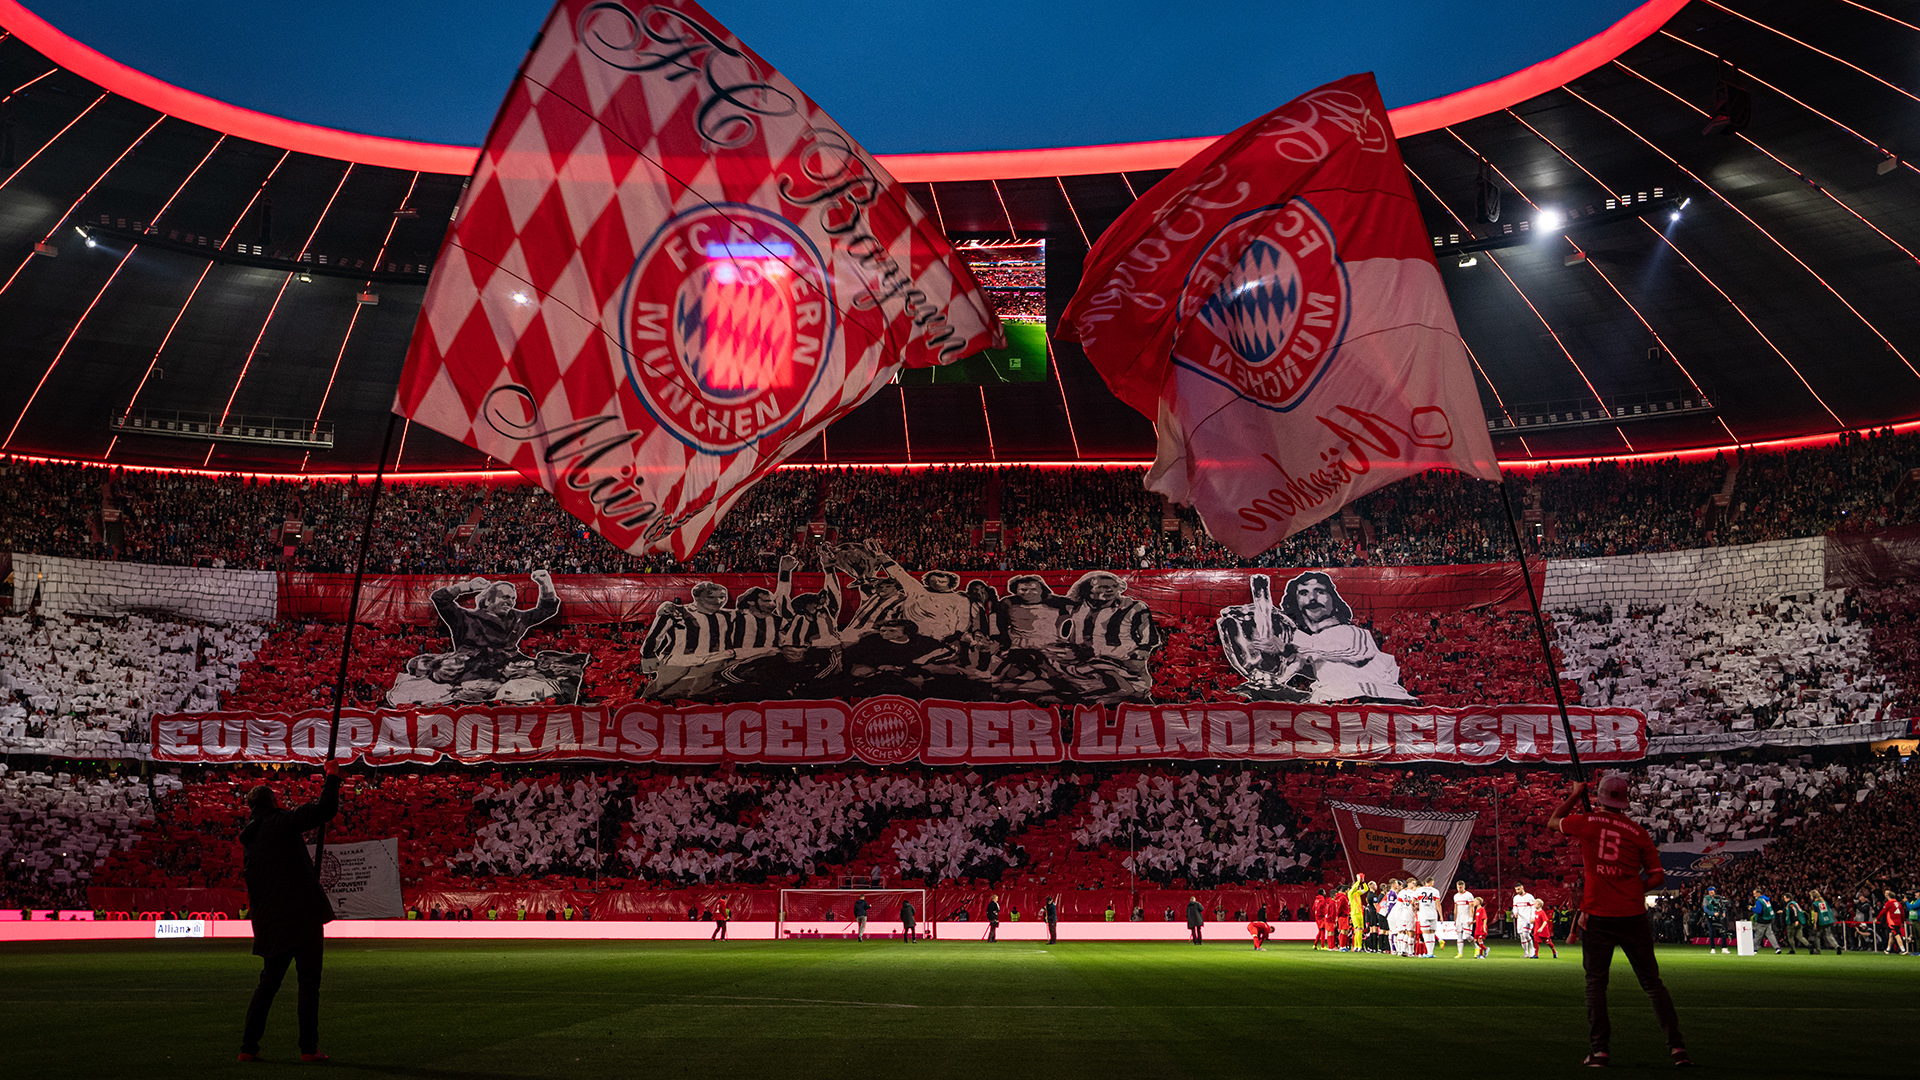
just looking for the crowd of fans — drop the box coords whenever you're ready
[5,426,1917,576]
[1555,594,1891,737]
[0,765,168,909]
[0,612,261,754]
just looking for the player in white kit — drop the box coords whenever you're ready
[1414,877,1441,957]
[1452,880,1476,957]
[1513,884,1541,958]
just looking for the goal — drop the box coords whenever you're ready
[776,888,928,940]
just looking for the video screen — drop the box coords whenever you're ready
[898,240,1048,385]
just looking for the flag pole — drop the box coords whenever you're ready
[1495,478,1591,809]
[312,410,400,872]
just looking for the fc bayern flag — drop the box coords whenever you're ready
[1060,73,1499,558]
[396,0,1002,558]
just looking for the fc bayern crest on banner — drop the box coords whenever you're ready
[620,205,838,454]
[1179,201,1350,412]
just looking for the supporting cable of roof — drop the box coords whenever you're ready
[1834,0,1920,33]
[214,162,356,436]
[980,386,997,461]
[1616,60,1920,269]
[1656,29,1918,180]
[1444,125,1737,444]
[2,249,134,450]
[1041,332,1083,460]
[8,128,227,452]
[1562,85,1920,385]
[897,386,913,463]
[1700,0,1920,107]
[1118,173,1139,200]
[924,182,947,235]
[1505,106,1847,429]
[989,178,1018,239]
[1405,163,1627,450]
[1055,177,1092,249]
[0,109,161,298]
[0,90,104,193]
[307,171,422,469]
[4,67,56,101]
[1461,339,1534,458]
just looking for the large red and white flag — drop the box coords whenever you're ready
[396,0,1001,558]
[1061,73,1499,558]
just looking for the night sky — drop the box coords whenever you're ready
[25,0,1643,153]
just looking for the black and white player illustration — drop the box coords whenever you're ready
[1218,571,1415,704]
[387,570,588,706]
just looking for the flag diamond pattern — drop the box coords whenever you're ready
[397,0,1000,559]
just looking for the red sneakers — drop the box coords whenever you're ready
[301,1052,331,1063]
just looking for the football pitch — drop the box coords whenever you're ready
[2,939,1913,1077]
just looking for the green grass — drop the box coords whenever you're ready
[2,939,1913,1077]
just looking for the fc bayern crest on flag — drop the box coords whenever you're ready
[1181,201,1351,412]
[395,0,1001,560]
[1062,74,1499,559]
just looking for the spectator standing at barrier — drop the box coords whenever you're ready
[1045,895,1059,945]
[237,758,342,1064]
[711,901,729,941]
[986,894,1001,942]
[854,894,869,941]
[901,897,917,942]
[1701,886,1729,953]
[1549,775,1692,1069]
[1751,889,1781,954]
[1186,895,1204,944]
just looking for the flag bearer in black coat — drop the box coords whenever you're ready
[238,758,342,1063]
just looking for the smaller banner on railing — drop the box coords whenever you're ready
[306,838,404,920]
[153,698,1643,766]
[1326,801,1478,891]
[1657,839,1772,883]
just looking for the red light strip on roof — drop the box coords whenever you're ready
[1489,106,1835,428]
[0,0,1689,180]
[1506,104,1848,430]
[1835,0,1920,33]
[2,247,134,448]
[897,386,913,464]
[1656,30,1915,179]
[213,162,356,440]
[1041,333,1084,460]
[1459,339,1534,459]
[1444,126,1735,444]
[979,387,997,461]
[306,172,422,467]
[1563,85,1920,385]
[1616,60,1920,268]
[990,179,1018,239]
[0,90,103,193]
[25,415,1920,483]
[4,65,53,99]
[0,109,160,297]
[1405,163,1625,450]
[1055,177,1092,249]
[1700,0,1920,107]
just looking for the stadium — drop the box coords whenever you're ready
[1,0,1917,1075]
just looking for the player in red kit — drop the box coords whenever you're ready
[1311,891,1328,949]
[1550,774,1691,1069]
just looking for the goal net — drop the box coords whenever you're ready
[777,889,928,940]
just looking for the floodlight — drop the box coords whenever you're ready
[1536,209,1564,231]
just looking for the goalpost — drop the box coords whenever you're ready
[776,888,928,940]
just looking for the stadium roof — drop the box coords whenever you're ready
[2,0,1918,475]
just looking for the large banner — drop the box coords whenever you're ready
[151,698,1646,767]
[306,838,405,919]
[1657,839,1771,883]
[1326,801,1477,890]
[394,0,1000,559]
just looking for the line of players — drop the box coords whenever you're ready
[1308,874,1559,959]
[639,544,1159,704]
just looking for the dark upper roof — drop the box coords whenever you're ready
[1,0,1917,475]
